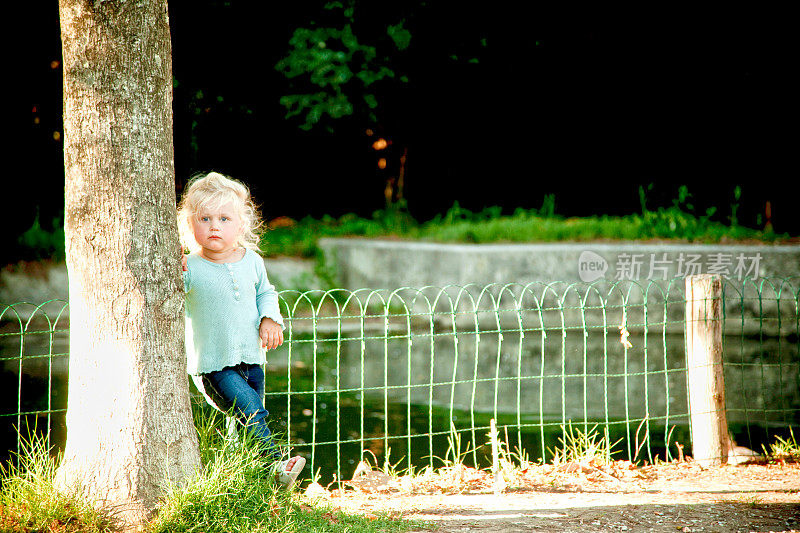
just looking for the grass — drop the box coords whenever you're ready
[762,428,800,464]
[151,406,418,532]
[332,418,647,496]
[0,430,113,533]
[0,407,420,533]
[341,419,632,496]
[260,186,794,259]
[12,185,794,265]
[335,421,800,498]
[3,416,797,531]
[547,423,621,467]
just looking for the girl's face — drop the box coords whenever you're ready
[190,202,243,261]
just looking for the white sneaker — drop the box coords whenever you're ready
[277,456,306,489]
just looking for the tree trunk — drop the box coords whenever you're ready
[57,0,200,527]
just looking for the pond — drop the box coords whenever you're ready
[1,322,798,485]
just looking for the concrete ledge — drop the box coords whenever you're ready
[4,241,799,335]
[319,238,800,289]
[318,239,800,336]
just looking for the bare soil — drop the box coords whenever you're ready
[317,461,800,532]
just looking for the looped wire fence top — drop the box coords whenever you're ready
[0,298,69,458]
[1,277,798,483]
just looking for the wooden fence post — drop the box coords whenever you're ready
[685,274,729,467]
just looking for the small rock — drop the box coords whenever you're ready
[304,481,329,501]
[345,461,394,492]
[728,445,764,465]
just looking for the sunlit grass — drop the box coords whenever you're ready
[0,407,419,533]
[547,423,621,467]
[260,190,792,259]
[762,428,800,464]
[336,418,630,495]
[0,430,114,533]
[149,402,419,533]
[16,187,792,263]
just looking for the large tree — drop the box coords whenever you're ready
[57,0,200,526]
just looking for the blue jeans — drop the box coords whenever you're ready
[201,363,279,458]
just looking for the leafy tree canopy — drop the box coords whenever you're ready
[275,1,412,132]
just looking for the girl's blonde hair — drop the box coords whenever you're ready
[177,171,264,254]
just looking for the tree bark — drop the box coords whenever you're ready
[57,0,200,527]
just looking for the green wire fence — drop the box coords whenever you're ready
[1,277,798,482]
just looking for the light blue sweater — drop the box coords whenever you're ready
[183,249,284,375]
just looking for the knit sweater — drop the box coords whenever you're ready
[183,248,284,375]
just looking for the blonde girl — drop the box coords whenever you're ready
[178,171,304,487]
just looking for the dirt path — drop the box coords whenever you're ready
[322,462,800,532]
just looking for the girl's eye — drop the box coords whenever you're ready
[221,217,229,222]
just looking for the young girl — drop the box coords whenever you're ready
[178,171,305,487]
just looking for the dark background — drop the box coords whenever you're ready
[9,2,797,265]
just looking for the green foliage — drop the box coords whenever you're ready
[260,187,791,259]
[0,410,415,533]
[276,23,393,129]
[261,207,417,257]
[0,430,114,533]
[762,428,800,463]
[387,21,412,51]
[547,423,621,466]
[275,1,409,130]
[12,185,760,268]
[149,405,289,532]
[150,401,416,533]
[730,185,742,226]
[17,212,65,262]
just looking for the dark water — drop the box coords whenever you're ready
[2,326,798,486]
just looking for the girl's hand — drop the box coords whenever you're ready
[179,243,188,271]
[260,317,284,351]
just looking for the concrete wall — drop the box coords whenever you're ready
[318,238,800,289]
[4,240,800,333]
[318,239,800,336]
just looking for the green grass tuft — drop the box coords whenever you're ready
[0,430,114,533]
[762,428,800,463]
[547,423,621,466]
[260,189,793,260]
[0,407,418,533]
[149,402,418,532]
